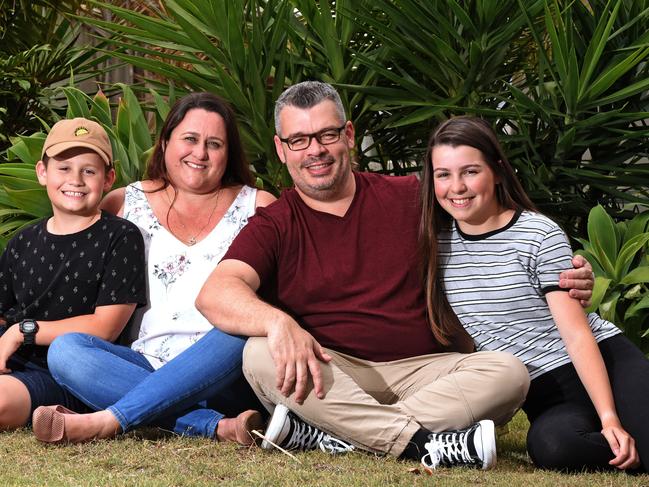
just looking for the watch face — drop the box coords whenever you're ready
[21,321,36,333]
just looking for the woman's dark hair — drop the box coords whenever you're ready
[147,92,254,190]
[419,116,537,347]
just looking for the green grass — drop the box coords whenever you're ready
[0,413,646,486]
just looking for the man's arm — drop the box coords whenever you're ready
[196,259,331,404]
[560,255,594,307]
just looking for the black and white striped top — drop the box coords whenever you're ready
[438,210,620,380]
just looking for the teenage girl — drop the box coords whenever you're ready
[419,116,649,472]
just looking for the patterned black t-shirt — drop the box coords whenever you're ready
[0,210,147,365]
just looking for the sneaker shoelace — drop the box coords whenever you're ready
[284,415,355,454]
[421,429,475,469]
[284,416,329,451]
[319,436,355,454]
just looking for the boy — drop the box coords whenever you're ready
[0,117,146,429]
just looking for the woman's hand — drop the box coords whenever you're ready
[0,324,23,373]
[601,415,640,469]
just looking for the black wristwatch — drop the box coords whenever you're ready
[19,319,39,346]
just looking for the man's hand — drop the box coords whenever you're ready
[559,255,594,307]
[266,319,332,404]
[0,324,23,373]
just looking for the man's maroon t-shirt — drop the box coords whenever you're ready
[221,172,440,361]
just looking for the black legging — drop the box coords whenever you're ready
[523,334,649,472]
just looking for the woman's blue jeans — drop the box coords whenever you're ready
[47,328,249,438]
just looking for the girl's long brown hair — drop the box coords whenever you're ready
[419,116,537,348]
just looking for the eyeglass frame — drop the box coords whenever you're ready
[277,124,348,151]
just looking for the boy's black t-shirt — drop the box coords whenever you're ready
[0,210,147,366]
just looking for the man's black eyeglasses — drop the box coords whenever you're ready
[279,124,347,151]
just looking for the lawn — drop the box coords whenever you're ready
[0,412,646,486]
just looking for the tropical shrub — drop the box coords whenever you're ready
[577,205,649,354]
[0,0,109,152]
[77,0,649,235]
[75,0,386,192]
[3,1,649,241]
[0,85,168,248]
[346,0,649,235]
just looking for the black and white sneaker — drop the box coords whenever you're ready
[261,404,355,454]
[420,420,496,470]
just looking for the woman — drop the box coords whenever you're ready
[32,92,276,444]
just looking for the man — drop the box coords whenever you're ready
[196,81,593,469]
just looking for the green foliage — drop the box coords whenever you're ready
[0,85,168,248]
[345,0,649,234]
[77,0,393,191]
[0,0,649,336]
[72,0,649,234]
[78,0,302,191]
[342,0,544,168]
[0,1,110,152]
[577,205,649,353]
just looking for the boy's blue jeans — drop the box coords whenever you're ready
[47,328,248,438]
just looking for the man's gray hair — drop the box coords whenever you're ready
[274,81,346,135]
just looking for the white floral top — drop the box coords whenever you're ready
[123,182,257,369]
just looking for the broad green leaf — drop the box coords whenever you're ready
[624,295,649,322]
[615,233,649,280]
[4,188,51,217]
[62,87,92,119]
[625,212,649,241]
[599,290,620,323]
[90,90,112,126]
[587,205,618,276]
[0,175,42,191]
[575,249,606,277]
[6,134,47,164]
[0,165,39,180]
[624,284,643,300]
[150,89,171,124]
[115,83,152,151]
[0,217,39,237]
[115,98,130,149]
[586,276,611,313]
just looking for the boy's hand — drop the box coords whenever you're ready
[0,324,23,373]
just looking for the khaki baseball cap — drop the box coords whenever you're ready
[42,117,113,166]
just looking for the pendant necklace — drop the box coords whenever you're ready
[165,187,221,246]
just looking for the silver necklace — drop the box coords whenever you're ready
[165,187,221,246]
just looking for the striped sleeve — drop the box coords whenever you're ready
[534,219,573,293]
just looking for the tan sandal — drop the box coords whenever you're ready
[32,405,78,443]
[234,409,264,446]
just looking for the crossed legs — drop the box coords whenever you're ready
[242,337,529,456]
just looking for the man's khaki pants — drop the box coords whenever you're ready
[243,337,530,457]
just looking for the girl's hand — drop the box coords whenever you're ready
[601,419,640,469]
[0,324,23,373]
